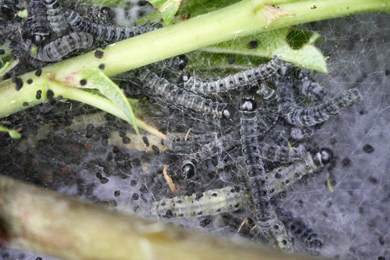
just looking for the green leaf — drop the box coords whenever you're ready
[80,68,139,134]
[0,125,21,139]
[147,0,183,24]
[200,28,327,73]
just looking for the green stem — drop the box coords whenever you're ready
[0,0,388,117]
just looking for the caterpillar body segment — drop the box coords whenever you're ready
[180,58,282,95]
[152,186,247,218]
[280,88,362,127]
[138,68,231,119]
[36,32,93,62]
[268,149,333,197]
[276,207,323,255]
[260,143,306,164]
[43,0,69,36]
[64,9,158,42]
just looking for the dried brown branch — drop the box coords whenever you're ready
[0,175,327,260]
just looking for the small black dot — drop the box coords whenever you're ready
[46,90,54,101]
[13,77,23,91]
[94,50,104,59]
[99,64,105,70]
[385,69,390,76]
[362,144,374,153]
[114,190,121,197]
[0,49,5,55]
[248,40,258,49]
[165,209,173,218]
[99,177,109,184]
[57,95,63,100]
[228,57,235,64]
[132,193,139,200]
[35,69,42,77]
[378,257,385,260]
[22,102,29,107]
[80,79,87,86]
[36,90,42,100]
[122,136,131,144]
[368,176,378,184]
[130,180,137,186]
[152,145,160,155]
[142,136,150,147]
[27,79,33,84]
[36,257,42,260]
[341,157,351,167]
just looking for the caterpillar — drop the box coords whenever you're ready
[72,3,115,24]
[36,32,94,62]
[239,98,294,252]
[43,0,70,36]
[24,0,51,44]
[279,86,362,127]
[163,132,219,154]
[276,207,323,256]
[267,148,333,197]
[152,186,246,218]
[179,58,282,96]
[64,9,159,42]
[260,143,306,164]
[290,127,313,141]
[181,133,239,179]
[138,68,231,119]
[297,69,326,102]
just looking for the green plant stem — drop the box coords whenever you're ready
[0,0,388,118]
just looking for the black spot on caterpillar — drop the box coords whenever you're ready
[43,0,69,36]
[152,186,246,218]
[276,207,323,256]
[179,58,282,96]
[138,68,231,119]
[64,9,159,42]
[36,32,94,62]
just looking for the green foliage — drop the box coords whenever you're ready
[80,68,139,134]
[0,125,21,139]
[147,0,183,24]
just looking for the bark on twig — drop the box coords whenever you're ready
[0,175,326,260]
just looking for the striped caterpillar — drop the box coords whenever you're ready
[138,68,231,119]
[276,207,323,256]
[43,0,70,36]
[179,58,282,95]
[163,132,219,154]
[268,149,333,197]
[181,133,239,179]
[239,98,294,252]
[64,9,159,42]
[297,69,326,102]
[23,0,51,44]
[152,186,246,218]
[279,86,362,127]
[36,32,93,62]
[260,143,306,164]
